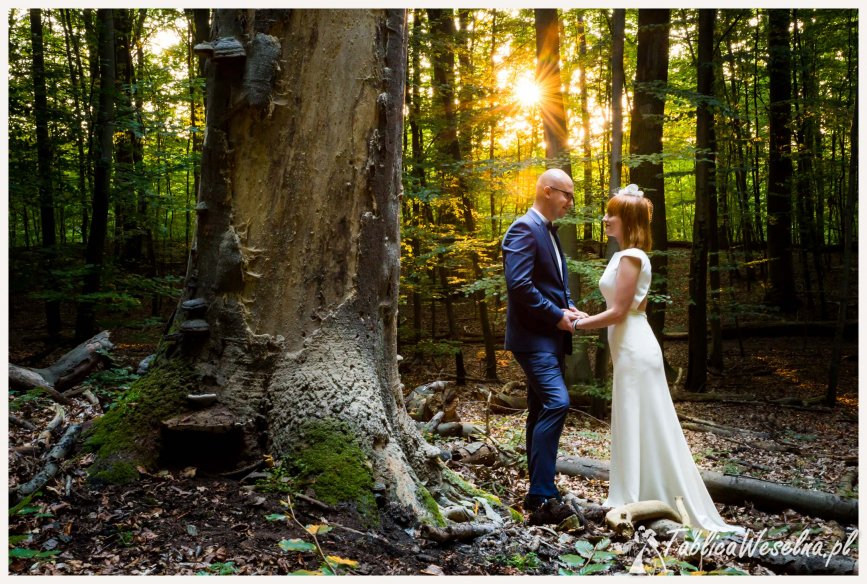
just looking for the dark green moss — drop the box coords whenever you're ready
[416,484,446,527]
[442,467,502,506]
[284,419,378,525]
[85,359,194,484]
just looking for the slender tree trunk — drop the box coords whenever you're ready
[686,9,716,391]
[826,105,856,406]
[427,8,490,383]
[30,8,62,338]
[629,9,672,374]
[765,9,798,313]
[75,9,115,341]
[408,10,425,356]
[751,19,764,248]
[61,8,90,246]
[578,13,593,242]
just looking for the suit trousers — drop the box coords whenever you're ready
[513,351,569,498]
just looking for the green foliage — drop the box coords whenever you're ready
[8,548,61,562]
[558,537,620,575]
[571,379,612,401]
[196,561,239,575]
[495,551,540,571]
[278,539,316,553]
[81,367,141,407]
[9,387,50,411]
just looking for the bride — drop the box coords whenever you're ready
[571,184,746,535]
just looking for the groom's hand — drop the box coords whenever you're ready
[557,309,579,331]
[566,306,589,319]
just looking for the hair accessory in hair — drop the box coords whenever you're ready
[618,184,644,198]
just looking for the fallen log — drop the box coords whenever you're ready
[12,423,82,504]
[490,391,527,414]
[555,455,857,524]
[9,331,114,393]
[36,404,65,449]
[605,500,681,537]
[9,415,36,431]
[677,414,770,440]
[436,422,483,437]
[451,442,499,466]
[671,392,837,413]
[423,411,445,434]
[419,522,499,545]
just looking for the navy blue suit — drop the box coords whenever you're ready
[502,210,574,499]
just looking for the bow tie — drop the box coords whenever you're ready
[547,222,559,234]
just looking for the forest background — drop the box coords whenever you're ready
[5,7,858,396]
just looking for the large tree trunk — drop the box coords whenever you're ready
[30,8,62,338]
[629,9,671,375]
[765,9,798,313]
[92,9,439,522]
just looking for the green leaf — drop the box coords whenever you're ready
[265,514,287,522]
[558,553,585,567]
[278,539,316,553]
[767,525,789,538]
[9,548,59,559]
[558,568,575,576]
[288,569,322,575]
[590,550,619,561]
[9,548,40,559]
[708,566,750,575]
[578,563,611,575]
[320,563,336,575]
[573,540,595,558]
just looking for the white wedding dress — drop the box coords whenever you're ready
[600,248,746,535]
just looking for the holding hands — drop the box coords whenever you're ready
[557,307,589,331]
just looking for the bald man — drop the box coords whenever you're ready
[502,168,585,520]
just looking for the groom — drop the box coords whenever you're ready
[502,168,585,519]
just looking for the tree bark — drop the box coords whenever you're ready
[765,9,798,313]
[535,8,593,389]
[686,9,715,392]
[74,8,115,341]
[30,8,62,338]
[108,9,439,521]
[826,105,857,405]
[628,9,671,373]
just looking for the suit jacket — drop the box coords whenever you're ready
[502,210,574,355]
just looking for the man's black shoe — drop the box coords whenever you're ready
[527,498,577,526]
[523,492,562,513]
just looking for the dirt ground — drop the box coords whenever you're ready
[7,246,859,575]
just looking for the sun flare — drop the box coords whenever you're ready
[514,75,541,108]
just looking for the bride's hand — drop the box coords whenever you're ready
[572,313,588,331]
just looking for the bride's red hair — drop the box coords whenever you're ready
[607,194,653,252]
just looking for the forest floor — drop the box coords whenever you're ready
[7,249,860,575]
